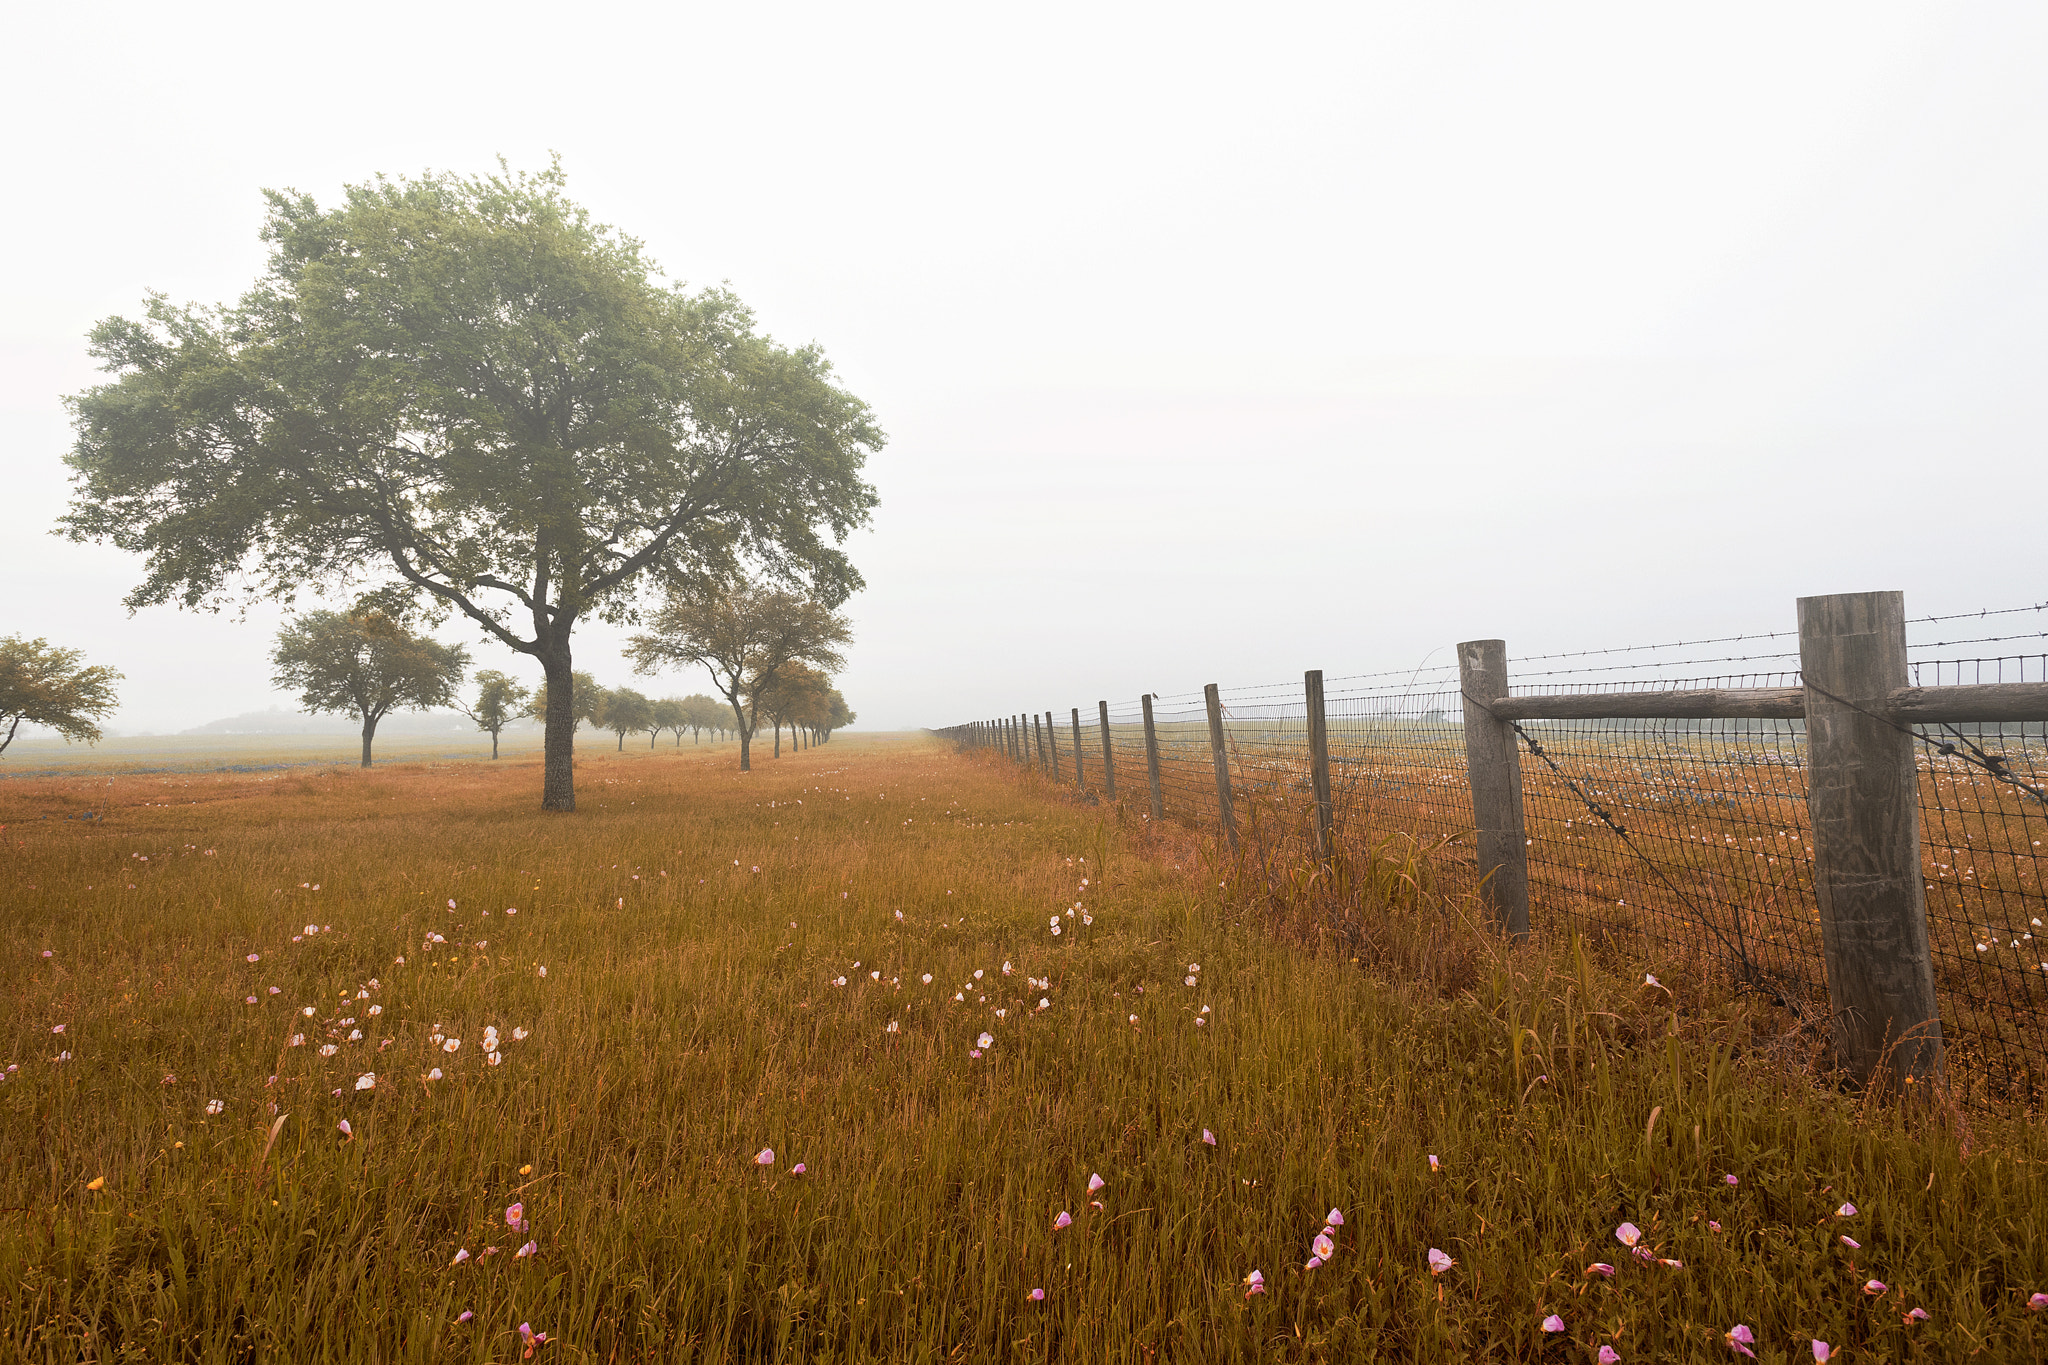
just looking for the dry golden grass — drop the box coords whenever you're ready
[3,734,2046,1362]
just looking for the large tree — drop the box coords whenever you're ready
[627,577,849,771]
[270,609,468,767]
[459,668,530,760]
[60,162,881,811]
[0,637,123,757]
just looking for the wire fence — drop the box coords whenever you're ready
[943,601,2048,1108]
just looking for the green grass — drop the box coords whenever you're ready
[2,735,2044,1362]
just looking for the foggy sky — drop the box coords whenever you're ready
[4,2,2042,736]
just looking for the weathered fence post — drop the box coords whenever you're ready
[1140,694,1164,824]
[1304,669,1334,860]
[1070,708,1084,786]
[1098,701,1116,801]
[1045,711,1059,776]
[1033,714,1046,769]
[1799,591,1944,1091]
[1010,716,1021,763]
[1456,639,1531,941]
[1204,683,1239,849]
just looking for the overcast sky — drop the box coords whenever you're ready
[4,1,2042,735]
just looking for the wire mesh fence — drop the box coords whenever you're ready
[940,600,2048,1108]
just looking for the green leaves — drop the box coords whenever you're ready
[62,162,881,642]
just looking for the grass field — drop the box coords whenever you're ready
[4,734,2046,1362]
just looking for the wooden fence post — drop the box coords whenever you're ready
[1204,683,1239,849]
[1071,708,1084,786]
[1140,694,1164,824]
[1098,701,1116,801]
[1305,669,1334,860]
[1456,639,1531,941]
[1045,711,1058,776]
[1798,591,1944,1090]
[1033,714,1046,769]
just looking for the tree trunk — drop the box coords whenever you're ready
[491,729,500,760]
[616,730,624,751]
[729,698,752,772]
[541,650,577,811]
[773,722,781,758]
[360,713,378,768]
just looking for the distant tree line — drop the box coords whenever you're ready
[249,568,855,769]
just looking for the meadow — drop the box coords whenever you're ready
[3,734,2046,1362]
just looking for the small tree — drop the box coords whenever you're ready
[650,697,686,747]
[0,636,123,757]
[271,610,467,768]
[755,663,832,758]
[821,690,855,742]
[627,577,850,772]
[683,694,725,743]
[600,686,654,752]
[460,669,531,759]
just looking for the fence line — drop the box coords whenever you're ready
[939,592,2048,1107]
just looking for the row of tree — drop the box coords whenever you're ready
[264,578,854,770]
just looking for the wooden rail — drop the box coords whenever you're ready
[1889,683,2048,724]
[1489,681,2048,724]
[1489,688,1803,721]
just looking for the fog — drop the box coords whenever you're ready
[4,2,2042,736]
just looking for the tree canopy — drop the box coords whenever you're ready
[627,577,849,771]
[599,686,654,751]
[0,636,123,756]
[62,161,881,810]
[270,609,467,767]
